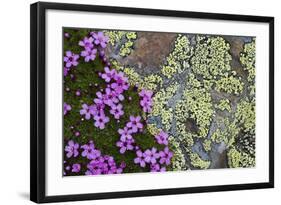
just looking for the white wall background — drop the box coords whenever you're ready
[0,0,279,204]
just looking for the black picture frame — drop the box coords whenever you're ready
[30,1,274,203]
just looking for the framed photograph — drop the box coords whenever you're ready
[30,2,274,203]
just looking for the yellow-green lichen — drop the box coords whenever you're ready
[161,34,193,78]
[203,139,212,152]
[179,87,213,137]
[227,148,241,168]
[211,119,239,148]
[169,136,187,171]
[215,75,244,95]
[191,36,232,80]
[240,38,256,82]
[215,99,231,112]
[234,99,255,134]
[227,147,255,168]
[189,152,210,169]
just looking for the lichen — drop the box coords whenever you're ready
[215,75,244,95]
[215,99,231,112]
[227,148,241,168]
[240,38,256,83]
[169,136,187,171]
[234,99,255,134]
[161,34,193,78]
[191,35,232,80]
[203,139,212,152]
[189,152,210,169]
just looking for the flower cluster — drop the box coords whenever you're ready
[115,116,143,154]
[89,67,129,129]
[139,89,153,113]
[64,140,125,175]
[86,155,126,175]
[133,146,173,172]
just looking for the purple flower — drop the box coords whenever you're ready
[64,102,71,115]
[139,89,153,113]
[94,113,109,129]
[81,48,97,62]
[91,31,109,48]
[64,32,70,38]
[140,98,153,113]
[72,163,81,173]
[103,88,119,106]
[110,103,124,119]
[80,103,94,120]
[150,163,166,172]
[86,155,124,175]
[126,116,143,133]
[78,36,94,49]
[159,147,173,165]
[81,142,101,160]
[139,89,153,99]
[116,138,134,154]
[155,131,169,145]
[64,67,70,77]
[118,127,133,141]
[64,51,79,68]
[65,140,79,158]
[101,67,116,82]
[143,147,159,164]
[134,150,146,167]
[111,72,129,94]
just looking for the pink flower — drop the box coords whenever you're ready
[94,113,109,129]
[143,147,159,164]
[64,102,71,115]
[116,138,135,154]
[134,150,146,167]
[72,163,81,173]
[101,67,116,82]
[65,140,79,158]
[118,127,133,141]
[64,51,79,68]
[159,147,173,165]
[155,131,169,145]
[126,116,143,133]
[110,103,124,119]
